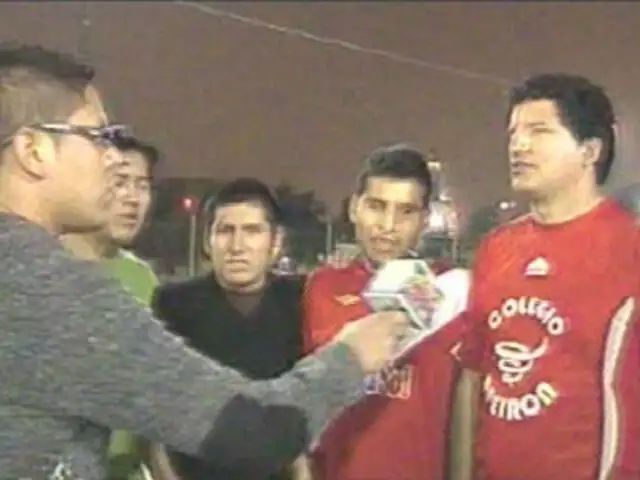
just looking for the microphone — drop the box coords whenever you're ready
[362,258,470,358]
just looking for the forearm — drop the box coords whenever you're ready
[13,315,363,466]
[448,369,479,480]
[6,246,365,467]
[198,342,363,470]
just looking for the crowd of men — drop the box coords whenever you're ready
[0,44,405,479]
[0,42,639,480]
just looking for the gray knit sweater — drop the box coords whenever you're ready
[0,214,364,479]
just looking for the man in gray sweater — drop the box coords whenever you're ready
[0,44,407,479]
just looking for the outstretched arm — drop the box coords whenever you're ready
[2,225,366,471]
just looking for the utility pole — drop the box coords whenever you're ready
[324,217,334,258]
[180,196,200,276]
[76,3,92,62]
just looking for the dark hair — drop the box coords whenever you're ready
[207,177,283,227]
[508,73,616,185]
[112,136,161,174]
[355,143,432,206]
[0,43,95,145]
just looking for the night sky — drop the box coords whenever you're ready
[1,1,639,218]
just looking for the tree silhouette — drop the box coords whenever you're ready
[274,182,328,264]
[137,178,226,272]
[274,183,327,225]
[137,179,333,270]
[458,204,501,260]
[335,195,355,243]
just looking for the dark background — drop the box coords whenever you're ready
[1,1,638,220]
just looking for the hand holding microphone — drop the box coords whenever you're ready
[362,259,470,359]
[328,258,469,373]
[334,310,410,374]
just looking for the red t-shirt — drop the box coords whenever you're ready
[460,199,640,480]
[303,259,465,480]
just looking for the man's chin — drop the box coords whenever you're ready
[368,251,403,267]
[510,177,539,194]
[220,273,264,293]
[110,231,137,247]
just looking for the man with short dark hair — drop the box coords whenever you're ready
[204,177,288,295]
[450,74,640,480]
[304,144,468,480]
[61,136,161,480]
[0,43,408,478]
[62,136,158,261]
[151,177,309,479]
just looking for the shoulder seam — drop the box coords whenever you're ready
[119,249,150,267]
[486,212,532,239]
[504,212,532,226]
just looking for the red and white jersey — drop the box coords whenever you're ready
[304,259,468,480]
[460,199,640,480]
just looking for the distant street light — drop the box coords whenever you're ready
[181,195,199,215]
[423,201,460,261]
[426,201,458,235]
[498,200,517,211]
[179,195,200,275]
[427,209,447,231]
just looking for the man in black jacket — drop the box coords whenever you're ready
[151,178,311,479]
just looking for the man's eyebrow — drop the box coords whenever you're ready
[215,221,265,228]
[508,121,549,133]
[397,201,422,209]
[241,222,266,227]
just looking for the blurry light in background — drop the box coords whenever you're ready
[426,201,458,236]
[498,200,516,211]
[428,210,446,231]
[180,195,200,215]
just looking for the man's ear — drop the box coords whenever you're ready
[348,194,360,224]
[11,127,57,178]
[202,219,215,258]
[270,225,285,262]
[581,137,603,169]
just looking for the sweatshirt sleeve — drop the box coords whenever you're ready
[0,222,365,471]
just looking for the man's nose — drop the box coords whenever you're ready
[117,184,140,206]
[509,132,532,157]
[378,209,398,232]
[229,231,246,252]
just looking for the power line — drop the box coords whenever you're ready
[174,1,512,87]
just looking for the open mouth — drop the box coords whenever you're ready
[117,214,139,225]
[371,239,396,252]
[510,162,534,176]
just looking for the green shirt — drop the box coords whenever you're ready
[104,250,158,305]
[104,250,158,480]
